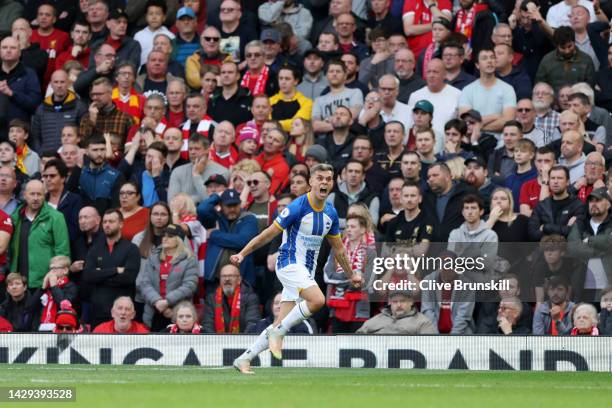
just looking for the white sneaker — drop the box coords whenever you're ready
[233,357,254,374]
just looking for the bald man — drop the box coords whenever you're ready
[31,69,88,152]
[0,36,42,127]
[407,58,461,134]
[9,180,70,289]
[573,151,606,203]
[71,206,103,274]
[558,130,587,183]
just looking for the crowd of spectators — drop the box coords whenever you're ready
[0,0,612,336]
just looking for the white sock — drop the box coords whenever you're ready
[276,302,312,335]
[239,324,272,361]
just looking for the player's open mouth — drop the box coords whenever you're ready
[320,187,328,194]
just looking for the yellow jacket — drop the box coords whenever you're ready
[268,91,313,132]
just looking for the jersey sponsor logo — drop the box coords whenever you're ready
[280,208,290,218]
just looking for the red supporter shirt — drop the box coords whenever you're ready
[402,0,452,57]
[437,288,453,334]
[255,152,290,195]
[159,255,173,298]
[209,145,238,169]
[0,209,12,269]
[519,178,541,209]
[93,320,150,334]
[30,28,70,87]
[55,46,91,70]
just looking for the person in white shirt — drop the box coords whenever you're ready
[546,0,598,29]
[133,0,175,68]
[407,58,461,134]
[375,74,412,132]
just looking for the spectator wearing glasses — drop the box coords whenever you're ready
[111,62,145,126]
[240,40,278,97]
[202,263,260,333]
[118,181,149,241]
[43,159,82,244]
[185,26,227,90]
[515,98,546,147]
[441,42,475,91]
[532,82,560,143]
[215,0,257,62]
[74,43,117,100]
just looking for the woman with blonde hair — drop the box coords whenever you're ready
[486,187,530,279]
[570,303,599,336]
[230,159,261,194]
[138,225,199,331]
[163,300,202,333]
[444,156,466,180]
[288,118,314,163]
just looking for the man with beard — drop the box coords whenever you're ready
[78,135,124,215]
[395,48,426,104]
[532,82,560,143]
[162,127,189,173]
[10,180,69,290]
[202,264,261,334]
[82,209,140,327]
[421,162,476,242]
[532,276,575,335]
[385,181,434,249]
[464,156,497,212]
[79,77,133,141]
[535,26,595,92]
[528,165,585,240]
[569,186,612,298]
[297,49,329,101]
[56,19,91,70]
[317,105,356,173]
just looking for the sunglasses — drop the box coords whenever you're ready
[203,36,220,42]
[247,180,260,187]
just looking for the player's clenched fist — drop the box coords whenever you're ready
[230,254,244,266]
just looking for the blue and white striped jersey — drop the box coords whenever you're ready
[273,193,340,273]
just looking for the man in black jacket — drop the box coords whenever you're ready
[421,162,476,242]
[82,209,140,327]
[528,165,585,241]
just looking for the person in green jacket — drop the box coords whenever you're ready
[10,180,70,289]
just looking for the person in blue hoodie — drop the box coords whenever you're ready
[196,189,258,286]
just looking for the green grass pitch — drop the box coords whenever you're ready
[0,365,610,407]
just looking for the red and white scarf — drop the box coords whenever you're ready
[214,285,241,333]
[181,115,214,159]
[169,323,202,333]
[455,6,477,39]
[40,277,70,325]
[240,66,269,96]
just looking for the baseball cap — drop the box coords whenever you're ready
[304,48,323,59]
[220,189,241,206]
[164,224,186,240]
[54,300,78,329]
[261,28,281,43]
[587,187,610,201]
[205,174,228,186]
[460,109,483,122]
[238,126,259,144]
[109,8,128,20]
[176,6,197,20]
[464,156,486,168]
[413,100,434,114]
